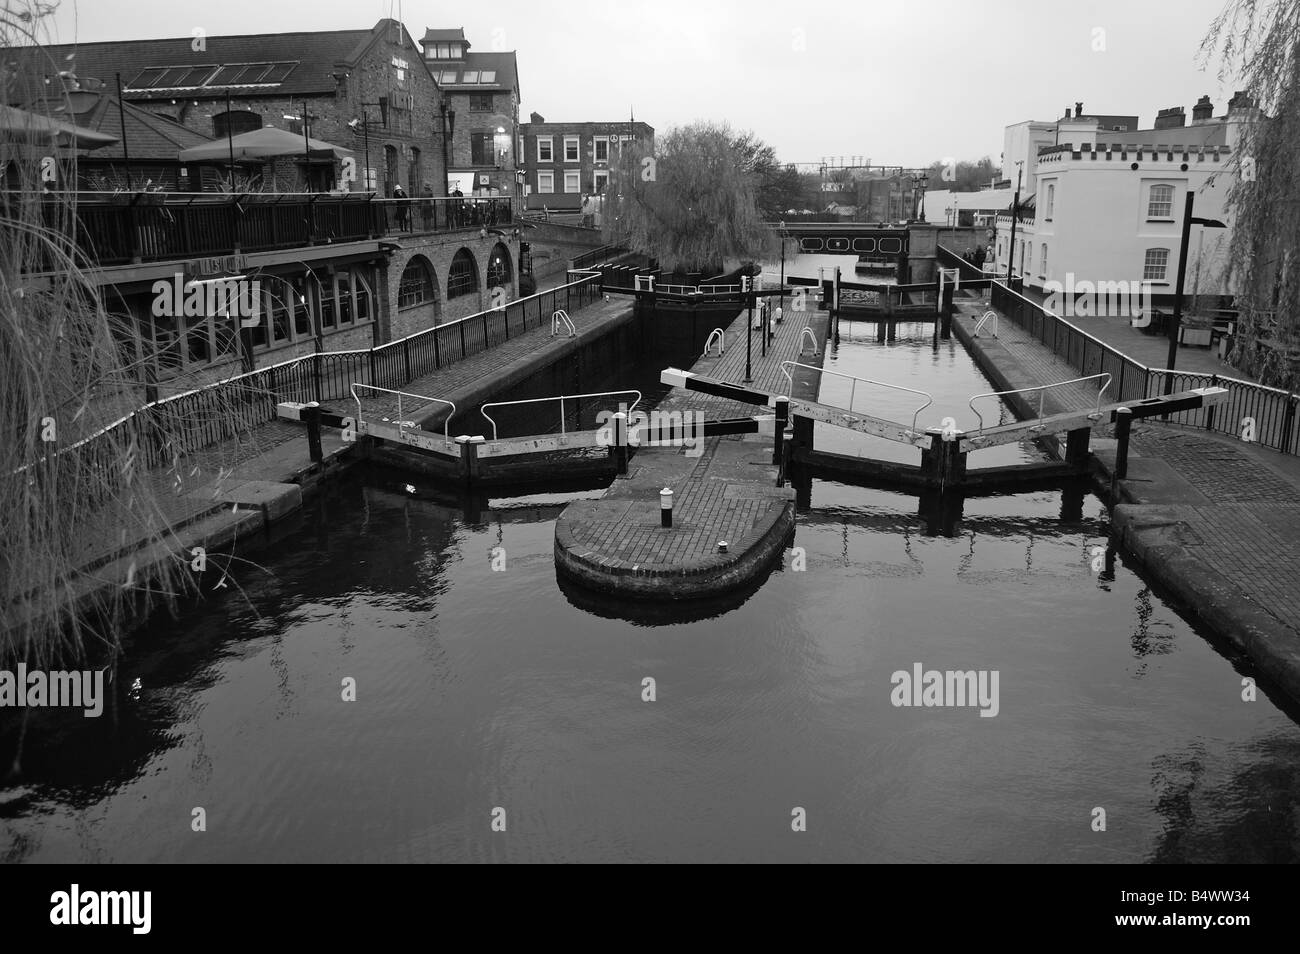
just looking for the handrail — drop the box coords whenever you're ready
[967,372,1112,434]
[480,389,642,442]
[973,311,998,338]
[351,383,456,446]
[551,308,576,337]
[991,280,1150,374]
[702,328,725,357]
[799,327,819,356]
[779,360,934,437]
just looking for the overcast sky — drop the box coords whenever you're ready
[40,0,1242,169]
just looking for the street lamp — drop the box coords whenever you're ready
[911,172,928,223]
[1164,191,1227,391]
[438,102,456,195]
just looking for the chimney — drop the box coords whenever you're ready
[1154,106,1186,129]
[1192,95,1214,123]
[529,111,545,124]
[1064,106,1072,119]
[1075,102,1083,118]
[1227,90,1257,114]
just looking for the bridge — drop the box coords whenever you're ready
[771,221,910,258]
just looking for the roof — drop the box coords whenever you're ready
[2,19,418,101]
[64,91,212,158]
[422,28,468,43]
[426,51,518,91]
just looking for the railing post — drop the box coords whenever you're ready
[772,395,789,465]
[1114,406,1133,480]
[433,326,441,369]
[312,353,323,403]
[303,403,324,464]
[1285,393,1298,453]
[460,319,467,358]
[1205,374,1218,431]
[610,410,628,475]
[403,338,412,383]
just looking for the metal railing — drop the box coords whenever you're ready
[988,279,1300,455]
[373,195,514,234]
[480,389,641,442]
[551,309,576,337]
[780,360,934,437]
[351,383,456,447]
[799,327,820,356]
[702,328,725,357]
[973,311,999,338]
[967,373,1111,434]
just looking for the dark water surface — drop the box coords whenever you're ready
[3,263,1298,863]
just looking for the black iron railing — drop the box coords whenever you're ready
[988,280,1300,456]
[29,192,518,268]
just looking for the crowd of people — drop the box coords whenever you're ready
[384,183,512,233]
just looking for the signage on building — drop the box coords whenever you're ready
[185,254,247,281]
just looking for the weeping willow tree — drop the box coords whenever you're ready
[1,2,261,681]
[1201,0,1300,387]
[601,121,778,276]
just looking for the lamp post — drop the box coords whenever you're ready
[911,172,928,223]
[438,102,456,195]
[779,220,786,309]
[284,105,315,192]
[1163,191,1227,392]
[1006,161,1023,284]
[353,99,386,192]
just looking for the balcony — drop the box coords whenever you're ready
[25,192,515,270]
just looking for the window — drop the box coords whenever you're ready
[1045,183,1055,220]
[593,170,609,193]
[564,136,580,162]
[398,256,436,309]
[537,136,553,162]
[564,171,580,193]
[594,136,609,162]
[428,42,462,59]
[479,70,496,83]
[1040,243,1048,276]
[392,56,408,83]
[470,133,494,166]
[469,93,493,111]
[212,110,262,139]
[447,248,478,299]
[537,171,554,193]
[1143,248,1170,281]
[440,71,457,83]
[1147,183,1174,218]
[462,70,479,83]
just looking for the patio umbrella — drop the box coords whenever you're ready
[177,125,353,163]
[0,104,120,149]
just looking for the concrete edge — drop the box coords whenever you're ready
[1110,504,1300,704]
[553,499,796,600]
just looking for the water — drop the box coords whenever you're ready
[3,255,1298,863]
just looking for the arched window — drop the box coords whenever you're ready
[1040,243,1048,276]
[448,248,478,299]
[1147,184,1174,218]
[398,255,436,309]
[486,243,512,289]
[212,110,263,139]
[1045,183,1055,220]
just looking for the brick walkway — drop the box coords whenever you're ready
[555,306,830,588]
[964,293,1300,641]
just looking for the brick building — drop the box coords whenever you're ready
[419,28,520,198]
[14,18,445,196]
[518,114,654,211]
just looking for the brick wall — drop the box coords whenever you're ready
[385,232,521,339]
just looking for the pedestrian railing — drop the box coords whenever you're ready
[480,389,641,442]
[967,373,1111,435]
[350,384,456,448]
[780,360,934,439]
[988,280,1300,456]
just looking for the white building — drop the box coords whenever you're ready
[992,93,1257,307]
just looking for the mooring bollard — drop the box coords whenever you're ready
[660,487,673,528]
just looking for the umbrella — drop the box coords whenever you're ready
[0,104,120,150]
[177,125,353,163]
